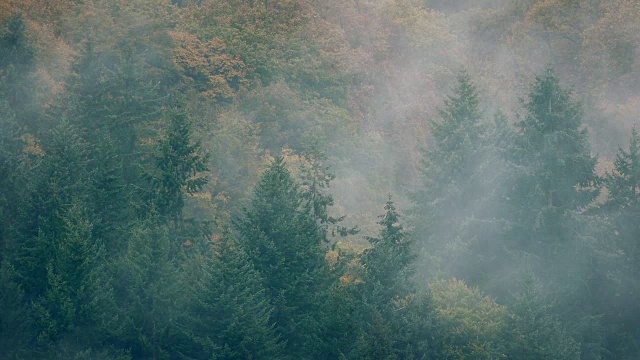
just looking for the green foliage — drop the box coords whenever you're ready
[111,217,179,359]
[362,196,414,304]
[235,157,330,357]
[510,67,598,215]
[176,234,284,359]
[503,276,581,360]
[430,279,507,360]
[149,108,209,221]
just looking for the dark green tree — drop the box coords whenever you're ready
[361,196,414,304]
[175,234,284,359]
[412,70,505,285]
[505,68,602,357]
[357,197,441,360]
[150,109,209,222]
[0,12,38,130]
[596,128,640,358]
[111,216,180,359]
[13,119,91,301]
[509,67,598,216]
[503,276,580,360]
[235,157,330,358]
[30,201,115,356]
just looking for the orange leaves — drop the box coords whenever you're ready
[169,31,247,101]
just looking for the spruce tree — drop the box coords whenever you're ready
[111,216,180,359]
[412,70,503,284]
[505,68,601,356]
[236,157,330,358]
[150,109,208,222]
[597,129,640,356]
[358,197,441,360]
[361,196,414,304]
[30,201,115,355]
[509,67,598,217]
[503,276,580,360]
[176,234,284,359]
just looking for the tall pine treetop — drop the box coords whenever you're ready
[430,69,483,153]
[513,67,598,210]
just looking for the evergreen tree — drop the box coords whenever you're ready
[503,276,581,360]
[150,108,209,222]
[30,201,115,356]
[0,261,29,359]
[236,157,330,358]
[111,216,180,359]
[505,68,602,356]
[358,197,441,360]
[299,148,358,239]
[176,234,284,359]
[596,129,640,357]
[89,133,130,256]
[14,119,91,301]
[412,70,504,284]
[0,12,38,130]
[509,67,598,217]
[361,196,414,304]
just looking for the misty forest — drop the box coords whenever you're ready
[2,0,640,359]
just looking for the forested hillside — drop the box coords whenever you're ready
[1,0,639,359]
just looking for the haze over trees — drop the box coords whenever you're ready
[1,0,640,359]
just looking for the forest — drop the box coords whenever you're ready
[1,0,639,359]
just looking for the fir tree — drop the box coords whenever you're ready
[176,234,284,359]
[361,196,414,304]
[236,157,330,358]
[412,70,503,284]
[503,276,580,360]
[358,197,441,360]
[111,217,179,359]
[150,108,208,222]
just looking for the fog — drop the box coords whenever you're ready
[1,0,639,358]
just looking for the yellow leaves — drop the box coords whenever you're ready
[21,134,45,157]
[169,30,247,101]
[430,278,508,359]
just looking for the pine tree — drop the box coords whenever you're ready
[503,276,580,360]
[14,119,91,301]
[505,68,601,356]
[30,201,115,355]
[175,234,284,359]
[0,12,38,130]
[413,70,486,236]
[358,197,441,360]
[236,157,330,358]
[150,108,208,222]
[596,129,640,357]
[111,216,180,359]
[361,196,414,304]
[412,70,503,283]
[509,67,598,219]
[298,148,358,239]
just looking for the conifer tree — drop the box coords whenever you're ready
[505,68,601,356]
[412,70,503,283]
[111,216,180,359]
[597,129,640,355]
[236,157,330,358]
[176,234,284,359]
[503,276,580,360]
[150,109,208,222]
[361,196,414,304]
[509,67,598,216]
[31,201,115,354]
[14,119,91,301]
[0,12,38,130]
[358,197,441,360]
